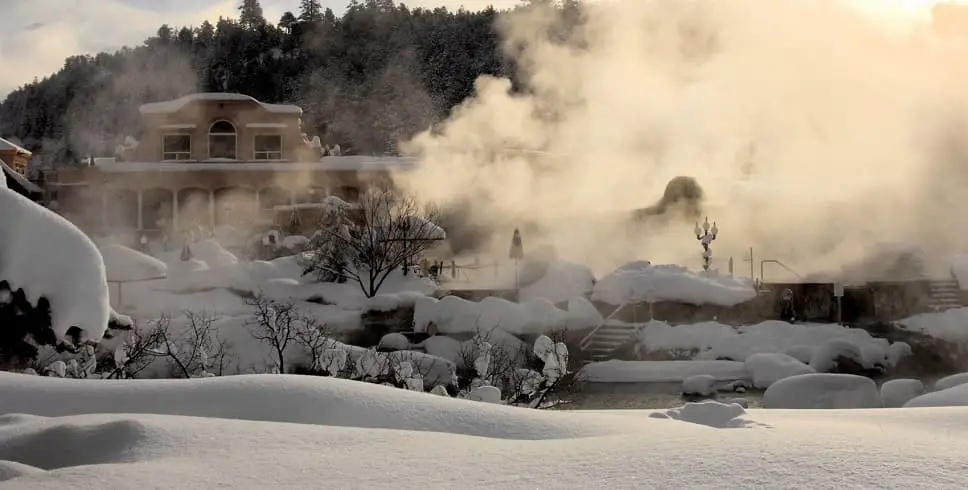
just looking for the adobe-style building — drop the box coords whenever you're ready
[52,93,414,239]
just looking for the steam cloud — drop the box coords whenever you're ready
[399,0,968,279]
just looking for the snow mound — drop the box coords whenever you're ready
[98,243,168,282]
[934,372,968,392]
[880,379,925,408]
[0,460,44,481]
[650,401,763,429]
[744,353,815,389]
[0,373,617,440]
[414,295,597,335]
[905,383,968,407]
[762,373,882,409]
[520,260,595,304]
[591,262,756,306]
[682,374,717,396]
[419,335,463,364]
[897,308,968,344]
[951,254,968,290]
[0,187,111,340]
[639,320,895,370]
[191,239,238,267]
[581,360,747,383]
[378,333,410,351]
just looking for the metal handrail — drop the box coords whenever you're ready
[760,259,802,283]
[579,301,631,351]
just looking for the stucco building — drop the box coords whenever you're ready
[52,93,413,239]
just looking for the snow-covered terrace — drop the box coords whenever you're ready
[91,155,418,172]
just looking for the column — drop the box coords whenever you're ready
[100,190,108,229]
[172,188,179,233]
[254,188,261,224]
[136,189,144,231]
[208,189,216,229]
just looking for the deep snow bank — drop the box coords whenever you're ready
[414,295,602,335]
[0,373,613,439]
[591,262,756,306]
[0,187,110,340]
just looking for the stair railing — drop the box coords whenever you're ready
[760,259,802,284]
[579,300,631,351]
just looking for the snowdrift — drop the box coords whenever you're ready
[591,262,756,306]
[0,373,613,440]
[98,243,168,282]
[414,295,602,335]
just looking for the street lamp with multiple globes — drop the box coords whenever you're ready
[694,217,718,272]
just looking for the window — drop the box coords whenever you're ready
[208,120,237,160]
[162,134,192,160]
[254,134,282,160]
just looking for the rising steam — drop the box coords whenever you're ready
[399,0,968,278]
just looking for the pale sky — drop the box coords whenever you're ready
[0,0,517,99]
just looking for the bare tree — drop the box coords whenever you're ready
[245,295,300,374]
[292,314,332,374]
[112,311,231,379]
[307,185,445,297]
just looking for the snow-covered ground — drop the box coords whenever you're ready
[1,373,968,488]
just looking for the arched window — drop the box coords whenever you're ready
[208,120,237,160]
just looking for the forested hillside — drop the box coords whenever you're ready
[0,0,580,167]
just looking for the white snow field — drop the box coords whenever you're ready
[2,373,968,488]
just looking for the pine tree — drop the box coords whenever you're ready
[238,0,266,29]
[298,0,323,23]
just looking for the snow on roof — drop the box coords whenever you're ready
[0,186,111,341]
[93,156,417,173]
[0,136,30,155]
[138,93,302,116]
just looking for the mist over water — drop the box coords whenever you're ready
[398,0,968,278]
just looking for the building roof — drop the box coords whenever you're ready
[0,137,31,155]
[91,156,417,173]
[1,159,43,197]
[139,93,303,116]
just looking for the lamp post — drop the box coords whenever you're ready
[509,228,524,300]
[694,217,718,272]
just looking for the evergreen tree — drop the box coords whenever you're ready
[299,0,323,23]
[238,0,266,29]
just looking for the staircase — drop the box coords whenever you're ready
[927,279,963,312]
[579,302,641,363]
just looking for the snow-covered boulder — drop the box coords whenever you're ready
[762,373,882,409]
[418,335,463,364]
[467,385,502,404]
[651,400,756,428]
[0,185,111,341]
[904,383,968,407]
[809,338,868,373]
[98,243,168,282]
[744,353,815,389]
[591,262,756,306]
[378,333,410,351]
[934,372,968,392]
[880,379,925,408]
[192,239,238,267]
[682,374,717,396]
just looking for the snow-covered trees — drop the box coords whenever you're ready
[306,187,445,297]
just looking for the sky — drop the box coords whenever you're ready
[0,0,519,99]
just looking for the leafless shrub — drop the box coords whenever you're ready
[305,185,444,297]
[111,311,231,379]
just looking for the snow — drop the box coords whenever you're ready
[377,333,410,351]
[138,93,302,115]
[581,360,748,383]
[0,186,110,341]
[762,374,882,409]
[898,308,968,344]
[950,254,968,290]
[97,243,168,282]
[189,239,238,267]
[414,295,600,336]
[681,374,717,396]
[880,379,925,408]
[744,353,816,389]
[934,372,968,391]
[2,374,968,487]
[637,320,899,370]
[591,262,757,306]
[519,260,595,304]
[905,383,968,407]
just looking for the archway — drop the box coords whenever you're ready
[142,188,173,231]
[106,189,138,230]
[177,187,211,231]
